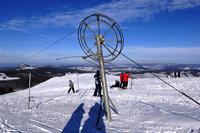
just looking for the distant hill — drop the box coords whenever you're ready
[0,64,199,94]
[0,66,92,94]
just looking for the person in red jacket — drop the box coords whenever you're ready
[120,73,124,88]
[123,72,131,89]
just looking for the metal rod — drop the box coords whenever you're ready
[106,43,200,106]
[76,72,80,91]
[80,36,96,40]
[56,56,85,60]
[130,78,133,89]
[96,104,103,126]
[102,43,115,55]
[96,97,103,126]
[85,43,96,54]
[84,21,97,36]
[97,14,101,36]
[103,22,116,36]
[28,72,31,109]
[96,35,111,121]
[108,96,119,115]
[84,58,99,66]
[104,39,121,43]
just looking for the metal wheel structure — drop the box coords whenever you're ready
[78,13,123,121]
[78,13,124,63]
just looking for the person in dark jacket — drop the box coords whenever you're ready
[123,72,131,89]
[110,80,120,88]
[93,70,102,97]
[178,71,181,77]
[68,80,75,93]
[174,71,177,78]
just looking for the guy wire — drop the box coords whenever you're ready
[105,43,200,106]
[17,29,77,66]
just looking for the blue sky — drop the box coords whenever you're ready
[0,0,200,66]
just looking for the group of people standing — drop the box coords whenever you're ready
[120,72,132,89]
[67,70,103,96]
[174,71,181,78]
[67,70,132,96]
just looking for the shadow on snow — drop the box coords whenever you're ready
[62,103,85,133]
[62,102,106,133]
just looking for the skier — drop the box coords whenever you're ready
[93,70,102,97]
[123,72,131,89]
[178,71,181,78]
[120,73,124,88]
[174,71,177,78]
[110,80,120,88]
[68,80,75,93]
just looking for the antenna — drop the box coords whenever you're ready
[78,13,124,121]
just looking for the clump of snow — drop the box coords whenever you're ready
[70,67,96,72]
[0,73,19,81]
[17,64,38,70]
[0,73,200,132]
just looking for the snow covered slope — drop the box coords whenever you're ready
[0,73,200,133]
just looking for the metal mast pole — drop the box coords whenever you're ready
[28,72,31,109]
[77,72,80,90]
[96,35,111,121]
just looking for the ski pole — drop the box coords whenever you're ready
[130,78,133,89]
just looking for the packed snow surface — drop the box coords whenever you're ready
[1,73,200,133]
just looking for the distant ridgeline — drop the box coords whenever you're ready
[0,65,91,94]
[0,64,199,94]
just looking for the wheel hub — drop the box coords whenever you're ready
[96,35,105,44]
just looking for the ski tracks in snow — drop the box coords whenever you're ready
[0,120,23,133]
[29,119,62,133]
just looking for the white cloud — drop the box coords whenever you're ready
[0,0,200,32]
[0,19,32,33]
[124,46,200,62]
[167,0,200,11]
[121,46,200,63]
[0,49,84,65]
[125,46,200,55]
[39,34,59,40]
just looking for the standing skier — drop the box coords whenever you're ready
[93,70,102,97]
[174,71,177,78]
[68,80,75,93]
[123,72,131,89]
[178,71,181,77]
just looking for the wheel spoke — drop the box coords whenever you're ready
[86,42,96,53]
[104,43,119,55]
[104,43,117,52]
[102,43,116,56]
[80,36,96,40]
[84,21,97,36]
[104,39,122,43]
[103,22,116,36]
[96,15,100,36]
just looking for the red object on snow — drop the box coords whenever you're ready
[123,73,131,82]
